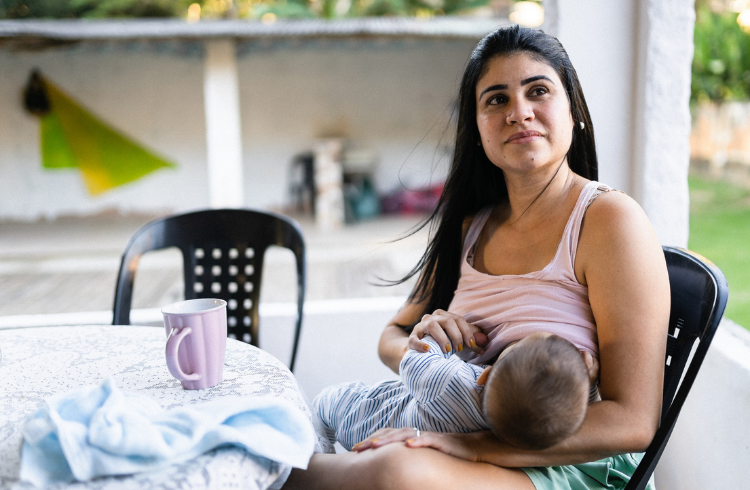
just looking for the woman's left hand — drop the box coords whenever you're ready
[352,428,485,463]
[403,431,484,462]
[351,427,420,452]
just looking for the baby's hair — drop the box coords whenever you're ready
[483,335,590,450]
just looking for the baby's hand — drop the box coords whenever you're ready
[582,351,599,386]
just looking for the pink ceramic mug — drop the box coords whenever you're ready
[162,298,227,390]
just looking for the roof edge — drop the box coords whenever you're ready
[0,17,510,42]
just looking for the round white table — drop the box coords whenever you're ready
[0,325,331,490]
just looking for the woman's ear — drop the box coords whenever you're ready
[477,366,492,386]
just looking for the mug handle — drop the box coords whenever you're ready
[166,327,201,382]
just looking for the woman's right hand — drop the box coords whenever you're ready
[352,428,483,464]
[353,428,491,465]
[408,309,487,354]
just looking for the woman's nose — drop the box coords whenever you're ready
[506,99,534,125]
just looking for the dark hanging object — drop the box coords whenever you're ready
[23,70,50,116]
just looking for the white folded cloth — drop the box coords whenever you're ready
[20,378,315,487]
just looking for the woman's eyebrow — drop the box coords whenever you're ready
[520,75,552,86]
[478,75,553,100]
[478,84,507,100]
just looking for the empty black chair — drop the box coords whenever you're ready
[624,246,729,490]
[113,208,305,372]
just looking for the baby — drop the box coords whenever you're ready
[314,332,598,451]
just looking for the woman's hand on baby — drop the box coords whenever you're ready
[351,427,420,452]
[352,428,481,463]
[409,309,487,354]
[403,431,484,463]
[355,429,515,466]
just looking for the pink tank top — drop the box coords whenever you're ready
[449,181,613,364]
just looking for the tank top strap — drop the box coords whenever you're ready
[553,181,618,280]
[462,206,494,263]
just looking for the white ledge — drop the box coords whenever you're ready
[0,18,508,42]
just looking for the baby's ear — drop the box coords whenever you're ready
[477,366,492,386]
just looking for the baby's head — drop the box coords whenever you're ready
[479,332,590,450]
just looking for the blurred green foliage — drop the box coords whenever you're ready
[0,0,194,18]
[0,0,501,20]
[254,0,492,19]
[692,3,750,102]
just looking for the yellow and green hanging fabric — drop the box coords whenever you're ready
[23,70,176,195]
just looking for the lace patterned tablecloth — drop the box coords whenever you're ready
[0,325,332,490]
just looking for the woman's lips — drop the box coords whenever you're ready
[506,130,543,143]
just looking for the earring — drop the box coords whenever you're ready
[477,141,481,146]
[579,121,585,130]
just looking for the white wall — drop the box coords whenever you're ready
[259,301,402,399]
[0,48,209,220]
[237,40,470,208]
[655,319,750,490]
[0,39,475,221]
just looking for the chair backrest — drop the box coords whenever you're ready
[624,246,728,490]
[112,208,306,372]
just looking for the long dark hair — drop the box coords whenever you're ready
[397,25,598,331]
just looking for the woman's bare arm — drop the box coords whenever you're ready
[378,302,421,373]
[576,191,669,452]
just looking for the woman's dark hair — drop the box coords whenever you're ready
[397,25,598,330]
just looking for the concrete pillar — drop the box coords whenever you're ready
[630,0,694,248]
[543,0,693,247]
[203,39,244,208]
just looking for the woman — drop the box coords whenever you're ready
[284,25,669,490]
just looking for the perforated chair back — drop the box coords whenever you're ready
[113,208,305,372]
[624,246,728,490]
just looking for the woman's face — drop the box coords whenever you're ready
[475,53,574,178]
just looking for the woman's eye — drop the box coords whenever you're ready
[488,95,507,105]
[530,86,548,97]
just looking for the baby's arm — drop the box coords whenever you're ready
[400,336,469,405]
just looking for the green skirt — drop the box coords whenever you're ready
[521,453,655,490]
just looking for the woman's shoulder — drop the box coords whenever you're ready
[577,185,662,276]
[584,186,649,236]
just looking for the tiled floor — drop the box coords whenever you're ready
[0,212,428,317]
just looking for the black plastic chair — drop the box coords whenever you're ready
[624,246,729,490]
[112,208,306,372]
